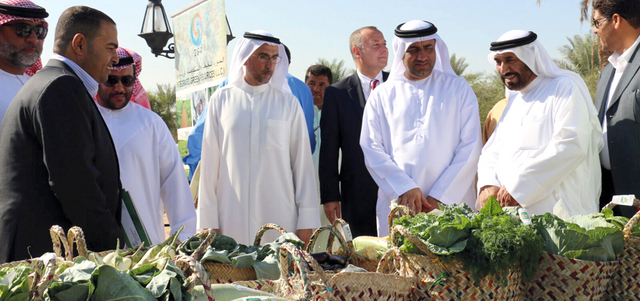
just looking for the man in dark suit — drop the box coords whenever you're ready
[592,0,640,217]
[0,6,123,262]
[319,26,388,237]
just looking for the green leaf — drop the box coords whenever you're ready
[427,226,469,249]
[44,282,90,301]
[601,208,615,218]
[58,258,97,283]
[480,196,502,216]
[89,265,156,301]
[425,238,468,256]
[231,252,258,269]
[568,213,613,230]
[201,249,231,264]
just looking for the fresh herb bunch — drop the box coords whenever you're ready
[461,211,543,283]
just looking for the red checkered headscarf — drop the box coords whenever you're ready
[0,0,48,76]
[110,47,151,110]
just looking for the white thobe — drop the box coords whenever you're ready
[360,70,482,236]
[477,77,603,219]
[197,81,320,245]
[98,103,196,245]
[0,70,29,126]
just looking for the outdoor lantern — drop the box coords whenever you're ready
[139,0,235,59]
[139,0,175,58]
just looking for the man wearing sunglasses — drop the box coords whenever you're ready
[95,47,196,246]
[0,6,123,263]
[0,0,47,125]
[590,0,640,218]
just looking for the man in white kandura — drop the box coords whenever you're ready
[96,47,196,245]
[477,30,603,218]
[360,20,482,236]
[197,31,320,245]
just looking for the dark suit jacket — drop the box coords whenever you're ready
[596,43,640,217]
[319,71,388,237]
[0,60,124,262]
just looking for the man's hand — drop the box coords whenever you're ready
[295,228,313,246]
[497,186,519,207]
[478,185,500,207]
[398,188,427,214]
[421,196,441,213]
[323,201,341,224]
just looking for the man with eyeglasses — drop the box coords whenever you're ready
[477,30,603,219]
[197,30,320,245]
[360,20,482,236]
[95,47,196,246]
[590,0,640,218]
[0,6,124,263]
[0,0,47,125]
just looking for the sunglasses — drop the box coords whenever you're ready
[104,75,135,87]
[2,23,48,40]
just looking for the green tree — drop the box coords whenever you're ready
[450,53,470,76]
[556,33,601,98]
[148,83,178,141]
[316,58,353,83]
[465,71,506,125]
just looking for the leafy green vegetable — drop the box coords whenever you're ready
[532,212,624,261]
[89,265,156,301]
[393,197,543,283]
[145,260,188,301]
[0,264,32,301]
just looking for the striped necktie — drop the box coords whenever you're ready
[370,79,379,90]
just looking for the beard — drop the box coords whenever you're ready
[501,69,535,91]
[0,39,41,69]
[101,92,132,110]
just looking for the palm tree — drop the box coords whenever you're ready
[558,33,600,77]
[538,0,610,69]
[450,53,469,76]
[316,58,353,83]
[148,84,178,141]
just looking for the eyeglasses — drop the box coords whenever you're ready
[592,17,608,29]
[104,75,135,87]
[254,53,281,64]
[2,23,48,40]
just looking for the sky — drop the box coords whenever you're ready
[38,0,595,92]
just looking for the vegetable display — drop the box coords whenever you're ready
[392,196,544,283]
[180,231,304,280]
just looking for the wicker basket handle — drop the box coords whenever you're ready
[624,210,640,238]
[177,229,218,261]
[388,204,411,234]
[326,218,356,255]
[389,224,436,258]
[252,223,288,246]
[305,225,351,263]
[376,247,406,274]
[278,242,330,299]
[175,253,215,301]
[50,225,72,261]
[67,226,89,258]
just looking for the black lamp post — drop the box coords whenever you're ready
[139,0,174,58]
[139,0,235,59]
